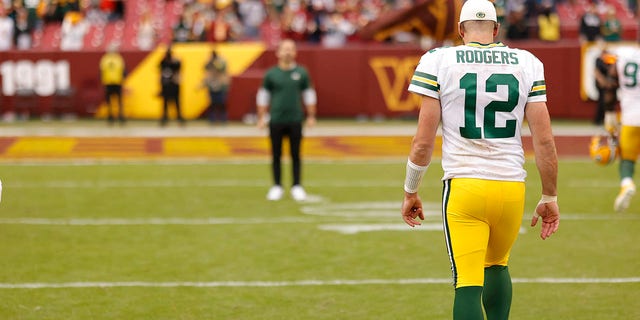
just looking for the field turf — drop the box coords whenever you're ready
[0,158,638,319]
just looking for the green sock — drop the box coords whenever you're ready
[619,160,635,180]
[453,286,484,320]
[483,265,512,320]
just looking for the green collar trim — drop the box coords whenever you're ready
[466,42,506,48]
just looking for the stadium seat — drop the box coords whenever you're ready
[37,23,62,51]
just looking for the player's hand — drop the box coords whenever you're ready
[305,116,316,127]
[531,200,559,240]
[257,117,266,130]
[604,111,620,135]
[401,193,424,227]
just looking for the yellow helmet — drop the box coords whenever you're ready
[590,135,619,166]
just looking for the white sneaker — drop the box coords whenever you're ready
[266,185,284,201]
[614,181,636,212]
[290,185,307,201]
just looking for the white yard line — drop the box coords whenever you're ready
[6,180,405,188]
[0,217,327,225]
[0,277,638,289]
[0,212,638,226]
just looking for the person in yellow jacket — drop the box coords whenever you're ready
[538,2,560,42]
[100,43,127,124]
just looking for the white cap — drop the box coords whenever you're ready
[459,0,497,24]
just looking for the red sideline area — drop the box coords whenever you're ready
[0,121,596,161]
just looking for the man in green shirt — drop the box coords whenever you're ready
[256,39,317,201]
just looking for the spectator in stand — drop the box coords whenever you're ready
[41,0,66,22]
[281,0,309,42]
[537,1,560,42]
[0,4,14,51]
[506,4,529,40]
[359,0,384,29]
[629,0,637,15]
[22,0,42,30]
[136,9,155,50]
[261,4,283,47]
[237,0,265,40]
[601,6,621,42]
[190,10,208,41]
[13,7,32,49]
[59,8,87,50]
[305,3,323,44]
[83,0,108,25]
[60,0,80,15]
[580,3,601,43]
[322,11,352,47]
[390,0,420,44]
[268,0,286,16]
[100,0,123,21]
[172,14,191,42]
[207,2,239,42]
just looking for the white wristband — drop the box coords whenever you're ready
[404,158,428,193]
[539,194,557,203]
[303,88,317,106]
[534,194,557,219]
[604,111,617,127]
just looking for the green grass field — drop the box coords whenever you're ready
[0,159,638,319]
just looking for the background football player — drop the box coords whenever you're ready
[608,45,640,212]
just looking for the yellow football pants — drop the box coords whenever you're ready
[442,178,525,288]
[620,126,640,161]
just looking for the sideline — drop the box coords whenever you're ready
[0,120,597,160]
[0,119,600,137]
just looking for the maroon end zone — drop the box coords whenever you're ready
[523,136,590,158]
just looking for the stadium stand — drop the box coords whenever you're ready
[7,0,640,52]
[556,0,638,39]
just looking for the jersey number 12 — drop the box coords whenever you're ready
[459,73,519,139]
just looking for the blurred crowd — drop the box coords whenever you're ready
[0,0,635,52]
[0,0,124,50]
[496,0,627,43]
[172,0,405,47]
[172,0,633,45]
[578,1,625,43]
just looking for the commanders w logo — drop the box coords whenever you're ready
[369,56,422,112]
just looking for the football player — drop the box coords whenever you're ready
[608,45,640,212]
[401,0,559,318]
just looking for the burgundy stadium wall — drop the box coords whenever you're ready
[0,41,594,120]
[228,41,594,121]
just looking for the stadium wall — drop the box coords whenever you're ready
[0,41,594,121]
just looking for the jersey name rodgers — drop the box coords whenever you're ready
[408,42,547,182]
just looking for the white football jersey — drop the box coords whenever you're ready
[613,45,640,127]
[408,42,547,181]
